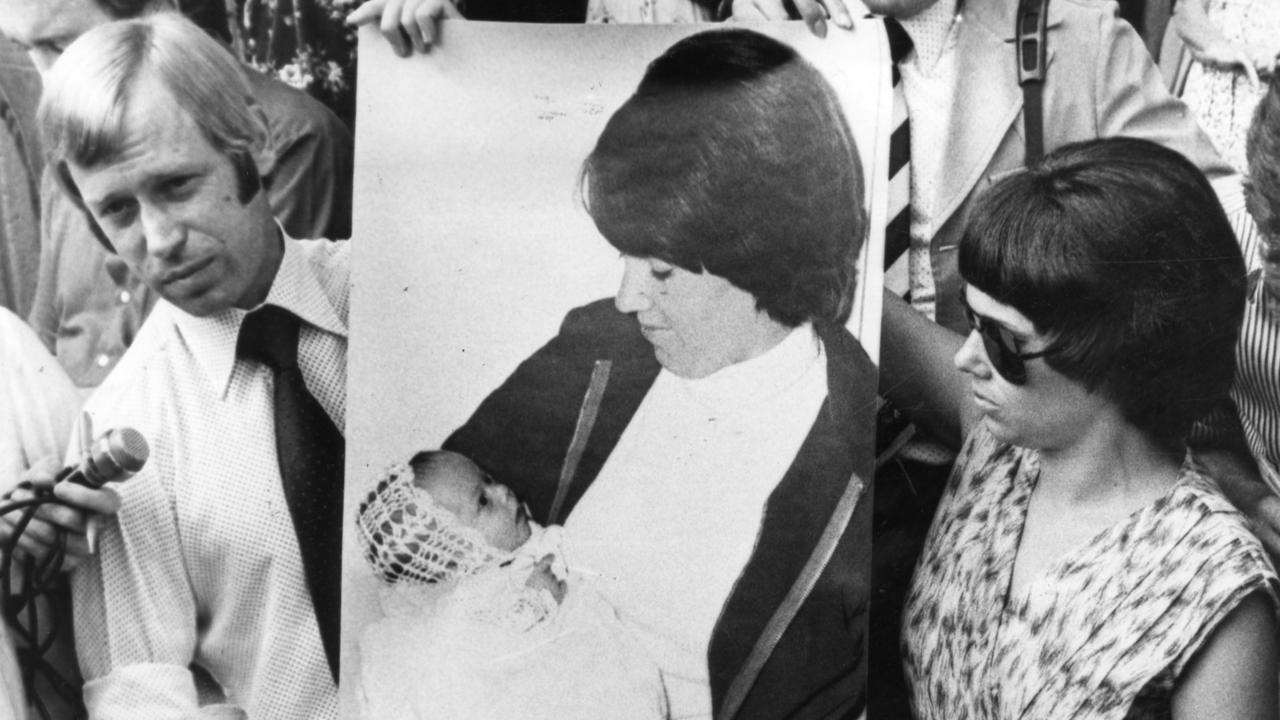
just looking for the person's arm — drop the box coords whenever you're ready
[348,0,851,47]
[260,102,354,241]
[346,0,463,57]
[1199,447,1280,557]
[878,290,976,451]
[1171,591,1278,720]
[1091,3,1234,180]
[1174,0,1274,86]
[1189,394,1280,558]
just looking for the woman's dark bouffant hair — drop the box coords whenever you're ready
[959,137,1247,450]
[580,29,866,327]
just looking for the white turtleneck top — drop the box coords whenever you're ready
[562,323,828,718]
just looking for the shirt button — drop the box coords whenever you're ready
[95,354,111,368]
[119,290,131,303]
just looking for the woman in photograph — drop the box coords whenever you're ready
[442,27,874,720]
[882,136,1278,719]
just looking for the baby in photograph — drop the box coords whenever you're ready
[355,450,667,720]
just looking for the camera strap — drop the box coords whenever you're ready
[1016,0,1050,164]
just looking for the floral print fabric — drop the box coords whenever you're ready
[902,424,1279,720]
[190,0,358,128]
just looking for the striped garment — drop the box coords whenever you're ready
[1219,177,1280,492]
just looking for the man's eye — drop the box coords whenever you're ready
[479,495,488,508]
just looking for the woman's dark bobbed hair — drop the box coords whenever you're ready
[959,137,1247,449]
[581,28,866,327]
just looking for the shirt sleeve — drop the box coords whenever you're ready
[1091,4,1232,180]
[69,414,203,720]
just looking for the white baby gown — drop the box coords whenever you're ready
[359,525,668,720]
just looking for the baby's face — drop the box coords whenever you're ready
[418,452,532,553]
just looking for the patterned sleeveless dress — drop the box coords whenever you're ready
[902,425,1279,719]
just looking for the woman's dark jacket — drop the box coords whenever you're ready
[445,298,876,719]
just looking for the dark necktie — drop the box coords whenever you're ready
[236,305,342,681]
[883,17,914,295]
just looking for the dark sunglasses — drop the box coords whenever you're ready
[960,292,1055,385]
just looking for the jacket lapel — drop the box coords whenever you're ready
[707,323,876,714]
[559,317,660,520]
[933,0,1059,229]
[563,317,875,715]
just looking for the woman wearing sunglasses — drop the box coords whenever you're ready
[881,136,1279,719]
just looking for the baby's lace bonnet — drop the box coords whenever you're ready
[356,461,509,585]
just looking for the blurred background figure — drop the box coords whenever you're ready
[183,0,358,129]
[0,307,78,521]
[0,306,82,720]
[1214,72,1280,505]
[0,40,42,320]
[1176,0,1280,172]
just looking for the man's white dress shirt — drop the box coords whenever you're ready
[899,0,960,321]
[70,237,348,720]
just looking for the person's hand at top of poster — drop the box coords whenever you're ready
[349,0,851,51]
[730,0,853,37]
[347,0,463,56]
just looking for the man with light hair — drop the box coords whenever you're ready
[37,13,346,718]
[0,0,351,391]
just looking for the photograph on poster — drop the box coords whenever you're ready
[341,19,890,720]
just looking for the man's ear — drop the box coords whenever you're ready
[248,102,276,180]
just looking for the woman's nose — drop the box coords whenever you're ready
[614,257,653,314]
[954,330,992,379]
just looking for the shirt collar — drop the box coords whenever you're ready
[900,0,960,71]
[172,227,348,398]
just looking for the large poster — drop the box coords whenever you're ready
[341,19,890,716]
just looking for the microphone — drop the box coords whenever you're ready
[61,428,150,489]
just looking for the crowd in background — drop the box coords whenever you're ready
[0,0,1277,718]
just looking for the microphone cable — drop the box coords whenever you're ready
[0,426,149,720]
[0,475,87,720]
